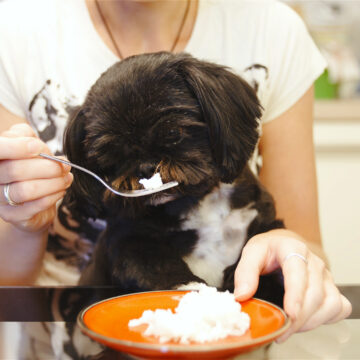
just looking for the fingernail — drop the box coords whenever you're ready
[64,173,73,186]
[62,163,71,173]
[57,157,71,172]
[27,139,43,155]
[287,301,301,322]
[276,333,289,344]
[234,283,249,298]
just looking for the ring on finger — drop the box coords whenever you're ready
[3,183,21,206]
[284,252,308,265]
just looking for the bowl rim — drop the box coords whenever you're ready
[77,290,291,354]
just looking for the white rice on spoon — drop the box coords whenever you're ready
[139,173,163,190]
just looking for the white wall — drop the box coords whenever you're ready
[314,100,360,284]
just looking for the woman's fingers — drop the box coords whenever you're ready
[326,294,352,324]
[0,122,41,155]
[1,190,67,232]
[2,123,38,138]
[277,253,325,342]
[233,229,352,344]
[0,124,70,179]
[276,253,352,343]
[234,231,309,306]
[0,123,57,160]
[0,157,71,183]
[0,123,73,232]
[281,251,309,321]
[0,174,73,206]
[298,271,352,332]
[233,240,268,299]
[0,136,45,159]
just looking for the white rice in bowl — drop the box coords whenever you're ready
[128,285,250,344]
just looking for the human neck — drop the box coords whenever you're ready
[87,0,198,59]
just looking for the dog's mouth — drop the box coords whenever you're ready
[147,193,179,206]
[105,162,216,205]
[104,173,181,203]
[138,172,180,205]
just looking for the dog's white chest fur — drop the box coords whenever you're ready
[181,183,258,287]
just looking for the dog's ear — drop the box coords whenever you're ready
[62,107,104,220]
[179,56,262,182]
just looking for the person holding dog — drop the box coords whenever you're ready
[0,0,351,344]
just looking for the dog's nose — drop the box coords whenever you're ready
[138,163,157,179]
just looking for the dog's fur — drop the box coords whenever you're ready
[63,52,284,306]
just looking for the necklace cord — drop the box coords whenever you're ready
[94,0,191,60]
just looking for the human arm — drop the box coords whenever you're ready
[0,104,73,285]
[259,85,324,259]
[233,86,352,340]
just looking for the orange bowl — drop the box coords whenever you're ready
[77,291,290,359]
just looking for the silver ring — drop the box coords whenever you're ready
[283,252,308,265]
[3,183,21,206]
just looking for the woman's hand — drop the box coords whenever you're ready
[0,123,73,233]
[233,229,352,342]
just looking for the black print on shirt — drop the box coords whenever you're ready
[243,64,269,94]
[28,80,102,271]
[28,79,78,156]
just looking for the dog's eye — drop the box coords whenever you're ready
[169,128,182,143]
[161,127,183,146]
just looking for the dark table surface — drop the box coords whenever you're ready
[0,285,359,359]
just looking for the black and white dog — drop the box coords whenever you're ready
[64,52,284,305]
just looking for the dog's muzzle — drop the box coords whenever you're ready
[147,193,178,206]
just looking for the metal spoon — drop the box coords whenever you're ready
[38,153,178,197]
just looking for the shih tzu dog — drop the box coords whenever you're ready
[63,52,284,306]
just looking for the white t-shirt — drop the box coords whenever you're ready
[0,0,326,285]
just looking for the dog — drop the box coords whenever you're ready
[63,52,284,306]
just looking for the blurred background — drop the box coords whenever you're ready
[285,0,360,285]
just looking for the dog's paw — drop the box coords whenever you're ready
[174,282,207,291]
